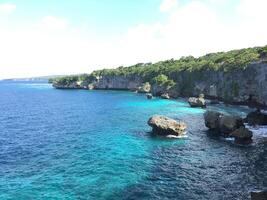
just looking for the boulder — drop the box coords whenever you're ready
[161,93,170,99]
[148,115,187,137]
[204,111,246,137]
[88,84,95,90]
[230,127,253,144]
[146,93,153,99]
[245,109,267,125]
[218,115,244,135]
[137,82,151,93]
[188,94,206,108]
[204,111,221,131]
[251,190,267,200]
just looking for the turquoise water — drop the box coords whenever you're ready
[0,82,266,200]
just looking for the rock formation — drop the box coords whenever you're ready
[161,93,170,99]
[147,115,187,137]
[146,93,153,99]
[245,109,267,125]
[188,94,206,108]
[137,82,151,93]
[251,190,267,200]
[204,111,253,144]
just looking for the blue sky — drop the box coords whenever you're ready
[0,0,267,78]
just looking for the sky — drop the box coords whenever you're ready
[0,0,267,79]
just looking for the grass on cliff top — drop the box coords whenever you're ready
[51,45,267,85]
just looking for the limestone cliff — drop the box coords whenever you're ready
[52,61,267,107]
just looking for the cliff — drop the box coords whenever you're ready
[52,45,267,107]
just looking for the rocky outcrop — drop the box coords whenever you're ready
[251,190,267,200]
[52,82,83,89]
[137,82,151,93]
[188,94,206,108]
[94,75,143,90]
[168,61,267,107]
[204,111,243,135]
[245,109,267,125]
[146,93,153,99]
[204,111,252,144]
[88,83,95,90]
[230,127,253,144]
[148,115,187,137]
[52,61,267,107]
[161,93,170,99]
[218,115,244,135]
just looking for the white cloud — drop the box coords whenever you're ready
[0,0,267,79]
[119,0,267,63]
[40,16,69,30]
[160,0,178,12]
[0,3,16,14]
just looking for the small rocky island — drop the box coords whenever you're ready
[148,115,187,138]
[204,111,253,144]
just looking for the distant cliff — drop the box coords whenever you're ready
[52,45,267,107]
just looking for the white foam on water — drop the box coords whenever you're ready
[245,124,267,138]
[166,134,188,139]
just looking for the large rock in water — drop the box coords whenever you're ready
[148,115,187,137]
[204,111,243,135]
[230,127,253,144]
[218,115,244,135]
[251,190,267,200]
[188,94,206,108]
[204,111,221,130]
[204,111,252,144]
[146,93,153,99]
[245,109,267,125]
[137,82,151,93]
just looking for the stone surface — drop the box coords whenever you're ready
[53,61,267,107]
[204,111,222,131]
[251,190,267,200]
[230,127,253,144]
[161,93,170,99]
[204,111,253,144]
[137,82,151,93]
[146,93,153,99]
[245,109,267,125]
[188,96,206,108]
[148,115,187,136]
[218,115,244,135]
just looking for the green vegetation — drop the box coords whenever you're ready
[151,74,176,88]
[51,45,267,86]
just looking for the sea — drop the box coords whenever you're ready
[0,81,266,200]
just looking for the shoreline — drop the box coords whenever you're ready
[52,84,267,110]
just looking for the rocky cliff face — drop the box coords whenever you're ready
[53,61,267,107]
[93,75,143,90]
[167,61,267,106]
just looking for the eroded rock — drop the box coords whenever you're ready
[251,190,267,200]
[230,127,253,144]
[161,93,170,99]
[137,82,151,93]
[245,109,267,125]
[188,94,206,108]
[204,111,253,144]
[146,93,153,99]
[148,115,187,137]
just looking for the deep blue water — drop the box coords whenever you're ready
[0,82,266,200]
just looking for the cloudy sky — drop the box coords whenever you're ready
[0,0,267,79]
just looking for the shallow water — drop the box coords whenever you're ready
[0,82,266,200]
